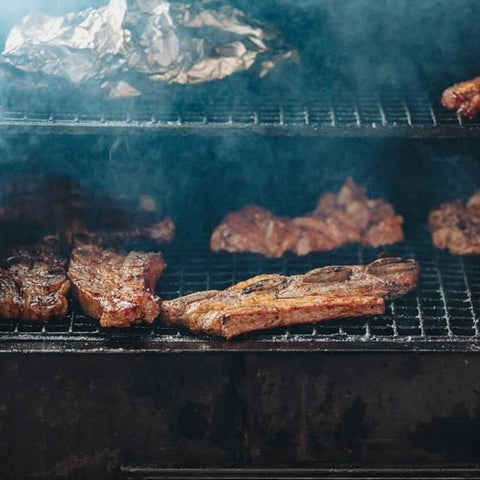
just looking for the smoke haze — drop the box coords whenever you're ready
[0,0,479,247]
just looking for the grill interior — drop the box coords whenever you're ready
[1,0,480,137]
[0,1,479,352]
[1,229,478,352]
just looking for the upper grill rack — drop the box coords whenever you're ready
[1,229,479,352]
[1,86,480,137]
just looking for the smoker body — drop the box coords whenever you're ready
[0,1,480,479]
[3,352,480,479]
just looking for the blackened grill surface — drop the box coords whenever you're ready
[0,229,478,352]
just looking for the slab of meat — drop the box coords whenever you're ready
[0,176,175,247]
[162,257,419,338]
[210,178,404,257]
[68,244,166,327]
[429,192,480,255]
[0,239,71,322]
[442,77,480,118]
[0,176,83,228]
[67,216,176,248]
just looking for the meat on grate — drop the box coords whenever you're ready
[442,77,480,118]
[68,244,166,327]
[0,238,71,322]
[429,192,480,255]
[210,178,404,257]
[161,257,419,338]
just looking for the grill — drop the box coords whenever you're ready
[1,229,479,353]
[1,86,480,137]
[2,1,480,478]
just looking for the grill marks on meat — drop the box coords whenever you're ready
[0,240,71,322]
[442,77,480,118]
[211,178,404,257]
[429,192,480,255]
[68,244,166,327]
[162,257,419,338]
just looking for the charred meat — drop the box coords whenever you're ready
[68,244,166,327]
[211,178,404,257]
[0,176,175,247]
[0,239,71,322]
[442,77,480,118]
[0,176,83,228]
[162,257,419,338]
[429,192,480,255]
[68,216,176,248]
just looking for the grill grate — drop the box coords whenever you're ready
[0,229,479,352]
[1,86,480,137]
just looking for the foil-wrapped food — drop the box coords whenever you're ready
[1,0,298,98]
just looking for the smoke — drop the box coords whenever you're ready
[0,0,480,248]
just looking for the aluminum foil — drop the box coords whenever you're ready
[1,0,298,98]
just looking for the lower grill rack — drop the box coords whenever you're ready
[0,229,479,352]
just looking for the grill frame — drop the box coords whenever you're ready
[119,466,480,479]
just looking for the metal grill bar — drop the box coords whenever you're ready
[119,466,480,480]
[0,230,479,352]
[2,87,480,137]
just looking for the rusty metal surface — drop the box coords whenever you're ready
[2,353,480,478]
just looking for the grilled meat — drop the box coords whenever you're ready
[68,244,166,327]
[211,178,404,257]
[68,216,176,248]
[210,206,302,258]
[442,77,480,118]
[162,257,419,338]
[0,176,83,228]
[429,192,480,255]
[0,176,175,247]
[0,239,71,322]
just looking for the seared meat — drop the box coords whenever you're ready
[210,206,302,257]
[0,239,71,322]
[0,176,83,228]
[442,77,480,118]
[68,244,166,327]
[68,216,176,248]
[429,192,480,255]
[162,257,419,338]
[0,176,175,247]
[211,178,404,257]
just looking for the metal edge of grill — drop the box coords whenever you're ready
[119,466,480,480]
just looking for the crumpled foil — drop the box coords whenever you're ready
[1,0,298,98]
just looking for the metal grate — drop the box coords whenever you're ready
[0,229,479,352]
[1,86,480,137]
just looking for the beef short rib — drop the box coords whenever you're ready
[0,239,71,322]
[68,244,166,327]
[429,192,480,255]
[210,178,404,257]
[162,257,419,338]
